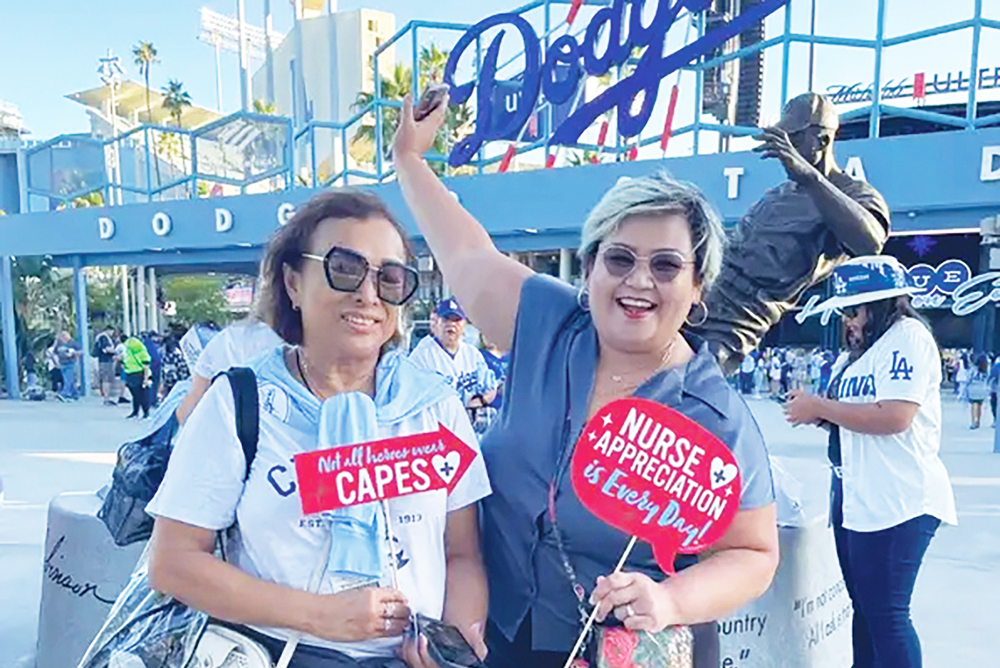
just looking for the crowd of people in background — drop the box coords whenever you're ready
[735,344,1000,430]
[735,347,838,399]
[24,312,510,431]
[34,324,193,416]
[941,349,1000,429]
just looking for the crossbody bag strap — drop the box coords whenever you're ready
[215,367,259,480]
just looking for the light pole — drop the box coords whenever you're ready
[97,49,124,206]
[199,7,283,112]
[264,0,275,104]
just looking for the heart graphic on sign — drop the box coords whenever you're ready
[710,457,738,490]
[432,452,461,484]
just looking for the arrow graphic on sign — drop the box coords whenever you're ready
[293,424,477,515]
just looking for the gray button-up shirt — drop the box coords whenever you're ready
[480,275,775,652]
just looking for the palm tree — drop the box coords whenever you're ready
[253,99,278,115]
[568,149,599,166]
[133,41,161,188]
[419,44,449,87]
[351,63,412,165]
[162,80,193,193]
[133,42,159,123]
[351,46,473,176]
[162,80,192,127]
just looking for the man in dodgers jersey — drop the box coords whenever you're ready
[409,298,498,412]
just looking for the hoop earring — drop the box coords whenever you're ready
[577,287,590,312]
[685,301,708,327]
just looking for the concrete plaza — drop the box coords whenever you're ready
[1,392,998,668]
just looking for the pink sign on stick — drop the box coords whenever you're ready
[570,398,741,573]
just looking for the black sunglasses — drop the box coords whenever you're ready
[599,245,694,283]
[302,246,419,306]
[840,305,864,319]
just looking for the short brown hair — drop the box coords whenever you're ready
[255,189,413,345]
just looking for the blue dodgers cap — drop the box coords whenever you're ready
[809,255,920,316]
[435,297,467,320]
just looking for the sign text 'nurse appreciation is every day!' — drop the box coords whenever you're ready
[570,398,741,573]
[443,0,788,167]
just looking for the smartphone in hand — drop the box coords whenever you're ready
[413,84,450,121]
[409,614,486,668]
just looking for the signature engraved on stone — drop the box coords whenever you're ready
[44,535,117,604]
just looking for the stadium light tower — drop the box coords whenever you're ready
[198,6,284,111]
[97,49,125,205]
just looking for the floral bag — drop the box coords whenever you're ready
[596,626,693,668]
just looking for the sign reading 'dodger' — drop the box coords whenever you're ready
[570,398,741,573]
[293,425,477,514]
[443,0,788,166]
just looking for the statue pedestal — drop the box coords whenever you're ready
[35,492,144,668]
[718,457,850,668]
[718,520,852,668]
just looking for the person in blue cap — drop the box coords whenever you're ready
[409,298,498,420]
[786,255,956,668]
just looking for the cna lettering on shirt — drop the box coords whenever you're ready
[147,347,491,658]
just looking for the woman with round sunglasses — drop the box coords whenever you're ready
[146,190,492,668]
[393,97,777,668]
[785,256,956,668]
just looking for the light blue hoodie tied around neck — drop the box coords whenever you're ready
[257,346,455,591]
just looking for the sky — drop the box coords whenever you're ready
[1,0,998,143]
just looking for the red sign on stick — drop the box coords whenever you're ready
[570,398,741,573]
[293,425,477,515]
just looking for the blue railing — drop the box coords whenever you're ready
[21,0,1000,209]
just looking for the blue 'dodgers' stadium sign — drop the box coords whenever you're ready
[443,0,788,166]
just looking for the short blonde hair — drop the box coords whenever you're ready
[578,172,725,289]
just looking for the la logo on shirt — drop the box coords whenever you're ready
[889,351,914,381]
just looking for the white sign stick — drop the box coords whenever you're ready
[561,535,638,668]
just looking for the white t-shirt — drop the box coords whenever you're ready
[193,321,283,380]
[147,347,492,658]
[408,336,498,405]
[769,356,782,380]
[810,353,823,380]
[740,354,756,374]
[832,317,957,532]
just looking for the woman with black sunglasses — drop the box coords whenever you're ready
[146,190,492,668]
[785,255,956,668]
[393,96,778,668]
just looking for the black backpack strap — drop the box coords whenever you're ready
[214,367,259,480]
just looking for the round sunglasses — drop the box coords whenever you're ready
[599,245,694,283]
[302,246,419,306]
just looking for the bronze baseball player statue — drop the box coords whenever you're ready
[691,92,891,372]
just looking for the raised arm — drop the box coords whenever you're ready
[800,173,886,255]
[393,94,533,350]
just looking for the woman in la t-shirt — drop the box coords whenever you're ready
[785,255,956,668]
